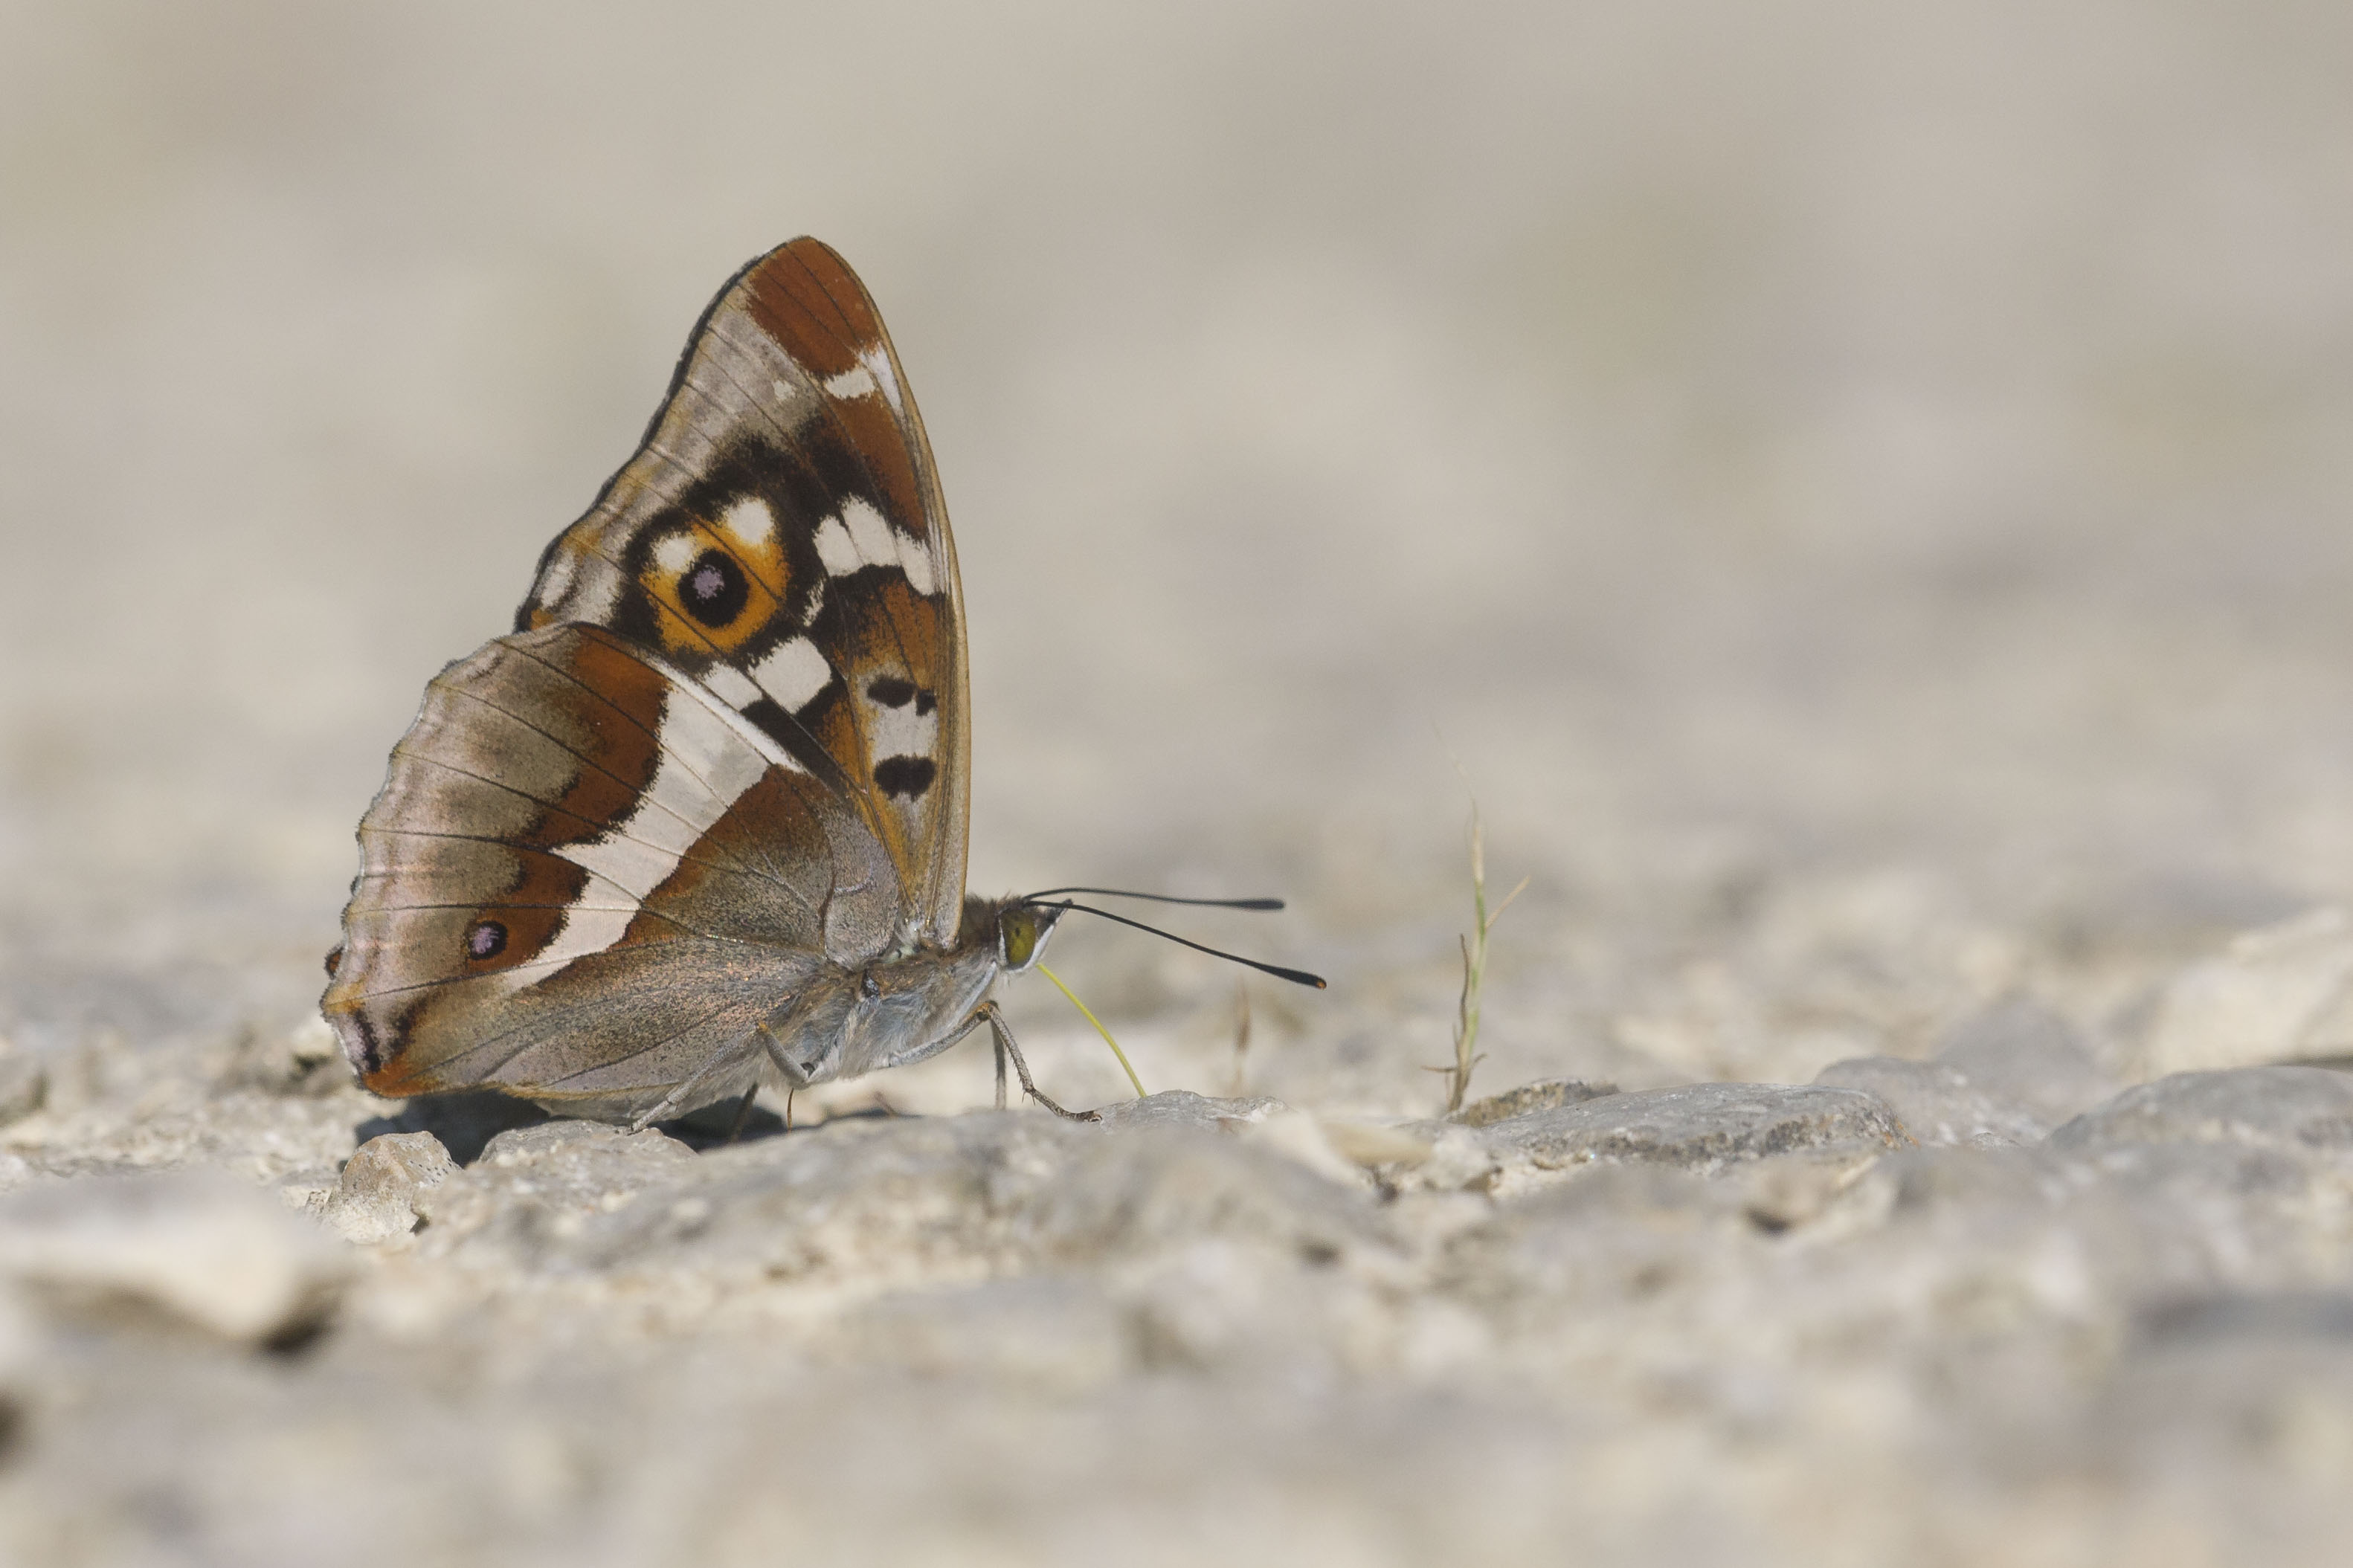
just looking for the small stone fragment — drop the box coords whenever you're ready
[0,1169,347,1343]
[1469,1082,1909,1184]
[1089,1090,1287,1132]
[1739,1153,1879,1233]
[411,1121,697,1257]
[1451,1078,1619,1128]
[326,1132,459,1245]
[1317,1119,1437,1168]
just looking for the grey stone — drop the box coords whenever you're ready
[324,1130,457,1244]
[355,1089,552,1164]
[2050,1066,2353,1158]
[412,1121,696,1261]
[2135,1291,2353,1349]
[1087,1088,1285,1132]
[468,1112,1084,1283]
[1020,1121,1394,1270]
[1468,1082,1909,1179]
[1812,1055,2046,1146]
[0,1169,346,1343]
[1450,1077,1620,1128]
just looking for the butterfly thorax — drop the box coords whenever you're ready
[759,895,1061,1088]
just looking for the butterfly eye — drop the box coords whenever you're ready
[1001,911,1037,969]
[679,549,749,627]
[466,920,508,961]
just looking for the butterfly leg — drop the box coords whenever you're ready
[628,1036,764,1133]
[724,1085,762,1143]
[978,1001,1098,1122]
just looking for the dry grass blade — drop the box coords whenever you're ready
[1429,807,1528,1114]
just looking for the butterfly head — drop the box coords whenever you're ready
[997,899,1067,974]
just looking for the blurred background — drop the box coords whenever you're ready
[4,0,2352,1112]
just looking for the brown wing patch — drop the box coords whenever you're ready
[741,243,932,540]
[324,623,907,1096]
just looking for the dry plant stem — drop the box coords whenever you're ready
[1440,810,1528,1114]
[1230,978,1253,1097]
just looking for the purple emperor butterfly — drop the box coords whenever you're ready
[321,239,1316,1129]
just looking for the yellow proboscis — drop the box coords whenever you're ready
[1034,963,1147,1100]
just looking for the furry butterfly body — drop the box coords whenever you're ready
[323,239,1070,1126]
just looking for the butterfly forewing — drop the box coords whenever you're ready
[514,238,970,954]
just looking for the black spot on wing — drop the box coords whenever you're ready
[866,676,916,708]
[914,689,936,716]
[680,549,750,627]
[873,756,936,799]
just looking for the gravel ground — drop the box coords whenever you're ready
[5,3,2353,1563]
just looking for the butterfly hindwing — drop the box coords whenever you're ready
[323,623,898,1117]
[514,238,970,956]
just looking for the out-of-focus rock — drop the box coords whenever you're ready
[2134,909,2353,1078]
[2050,1067,2353,1158]
[221,1015,353,1098]
[0,1054,45,1128]
[0,1280,35,1400]
[324,1131,458,1245]
[827,1274,1131,1390]
[1812,1056,2045,1147]
[1466,1083,1908,1188]
[1316,1117,1436,1168]
[1934,997,2117,1125]
[1235,1107,1369,1185]
[0,1169,347,1343]
[1438,1162,1744,1325]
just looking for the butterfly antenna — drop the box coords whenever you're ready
[1025,900,1326,989]
[1020,886,1286,912]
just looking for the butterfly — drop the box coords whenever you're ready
[321,238,1316,1130]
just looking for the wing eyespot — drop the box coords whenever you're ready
[680,549,750,627]
[465,919,509,961]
